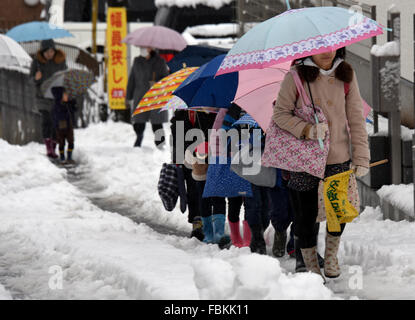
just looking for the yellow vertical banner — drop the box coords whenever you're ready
[106,7,128,110]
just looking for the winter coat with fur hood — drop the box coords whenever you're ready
[272,60,369,169]
[29,49,67,112]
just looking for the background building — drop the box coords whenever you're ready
[0,0,45,32]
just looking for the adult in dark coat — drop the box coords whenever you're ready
[126,48,169,147]
[29,39,67,158]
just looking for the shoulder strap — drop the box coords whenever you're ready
[344,82,350,96]
[291,69,311,106]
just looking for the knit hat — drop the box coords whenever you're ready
[41,39,56,52]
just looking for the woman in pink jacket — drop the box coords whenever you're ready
[273,47,369,279]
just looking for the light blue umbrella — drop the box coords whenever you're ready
[216,6,384,76]
[233,113,259,128]
[6,22,74,43]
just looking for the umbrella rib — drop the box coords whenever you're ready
[234,81,280,101]
[303,14,340,50]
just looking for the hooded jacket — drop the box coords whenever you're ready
[30,49,67,88]
[273,60,369,168]
[30,49,68,112]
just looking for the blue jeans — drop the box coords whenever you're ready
[244,184,270,230]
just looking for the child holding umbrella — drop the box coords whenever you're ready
[273,48,369,279]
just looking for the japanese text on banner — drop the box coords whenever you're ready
[106,7,127,110]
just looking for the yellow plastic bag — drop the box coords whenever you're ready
[323,170,359,232]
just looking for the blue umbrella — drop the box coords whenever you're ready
[167,45,228,73]
[233,113,259,128]
[173,54,238,109]
[6,22,74,42]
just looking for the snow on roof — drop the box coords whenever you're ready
[185,23,238,37]
[155,0,234,10]
[371,41,400,57]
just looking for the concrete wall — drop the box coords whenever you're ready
[347,50,414,128]
[0,68,43,145]
[360,0,414,83]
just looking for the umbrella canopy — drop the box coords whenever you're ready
[233,113,259,128]
[216,6,384,75]
[41,69,95,99]
[233,61,291,131]
[132,67,198,118]
[160,96,219,113]
[0,34,32,68]
[6,21,74,43]
[167,45,228,73]
[123,26,187,51]
[161,95,188,112]
[173,54,238,109]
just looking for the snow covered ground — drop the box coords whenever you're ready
[1,121,415,300]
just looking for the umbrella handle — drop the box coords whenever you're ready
[314,114,324,151]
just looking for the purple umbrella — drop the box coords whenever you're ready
[122,26,187,51]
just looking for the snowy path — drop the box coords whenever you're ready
[0,121,414,299]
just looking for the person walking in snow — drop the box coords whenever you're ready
[182,111,225,245]
[51,87,77,165]
[170,110,214,241]
[273,47,369,279]
[29,39,67,159]
[207,104,251,248]
[126,47,169,148]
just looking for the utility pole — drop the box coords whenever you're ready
[92,0,98,57]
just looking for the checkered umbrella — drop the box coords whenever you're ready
[41,69,95,99]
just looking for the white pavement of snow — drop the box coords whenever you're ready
[0,121,415,300]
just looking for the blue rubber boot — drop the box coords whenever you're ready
[212,214,226,244]
[201,216,214,244]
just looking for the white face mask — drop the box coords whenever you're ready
[140,48,148,57]
[303,57,344,76]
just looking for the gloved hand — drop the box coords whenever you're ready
[184,149,196,166]
[351,164,369,177]
[305,123,329,140]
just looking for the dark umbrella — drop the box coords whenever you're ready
[41,69,95,99]
[173,54,238,109]
[167,45,228,73]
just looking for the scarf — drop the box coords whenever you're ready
[303,57,344,76]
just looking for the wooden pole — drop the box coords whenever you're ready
[369,159,389,168]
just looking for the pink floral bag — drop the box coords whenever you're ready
[261,69,330,179]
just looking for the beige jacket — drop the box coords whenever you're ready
[272,66,370,168]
